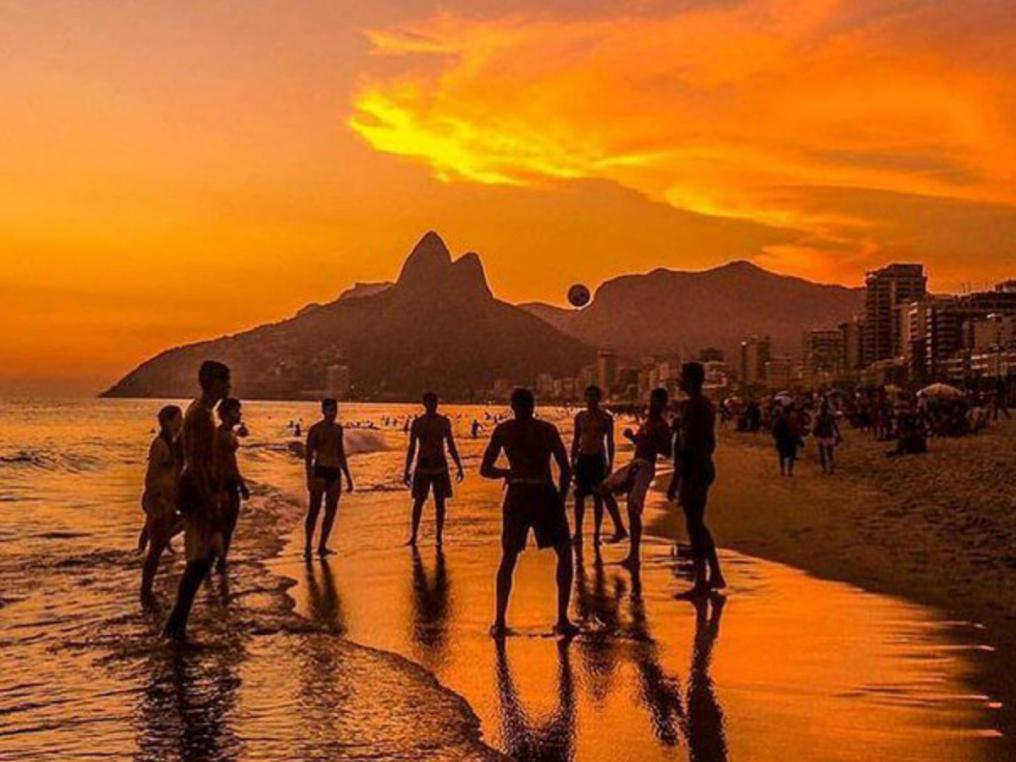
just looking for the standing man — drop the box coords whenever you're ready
[163,360,231,641]
[404,391,464,547]
[599,388,672,570]
[304,398,354,559]
[481,388,577,638]
[668,363,725,596]
[571,385,626,548]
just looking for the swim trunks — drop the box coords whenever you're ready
[574,452,608,498]
[501,482,570,553]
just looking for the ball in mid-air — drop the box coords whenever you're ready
[567,283,591,308]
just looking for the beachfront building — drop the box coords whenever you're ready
[802,329,845,385]
[839,317,865,377]
[920,285,1016,380]
[764,355,794,390]
[863,264,927,366]
[740,335,772,387]
[596,349,619,397]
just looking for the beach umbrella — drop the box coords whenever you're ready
[773,392,794,407]
[918,383,964,400]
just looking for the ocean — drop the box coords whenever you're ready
[0,399,1003,761]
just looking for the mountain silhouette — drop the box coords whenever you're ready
[521,260,863,360]
[102,233,594,400]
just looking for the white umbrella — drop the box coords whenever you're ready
[918,383,964,401]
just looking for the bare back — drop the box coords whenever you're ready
[487,418,562,483]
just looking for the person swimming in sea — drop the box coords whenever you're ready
[139,404,184,601]
[304,398,354,559]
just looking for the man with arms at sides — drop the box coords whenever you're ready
[599,388,672,571]
[404,391,464,547]
[481,388,577,638]
[668,363,726,597]
[571,385,627,550]
[163,360,231,641]
[304,398,354,559]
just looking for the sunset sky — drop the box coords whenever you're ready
[2,0,1015,393]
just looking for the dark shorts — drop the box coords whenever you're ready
[501,483,570,554]
[313,465,343,488]
[678,460,715,509]
[412,469,453,500]
[574,453,608,497]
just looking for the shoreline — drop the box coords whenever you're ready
[647,420,1015,749]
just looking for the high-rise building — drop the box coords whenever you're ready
[802,329,844,381]
[863,264,927,365]
[922,288,1016,379]
[740,336,771,386]
[596,349,619,395]
[764,356,794,390]
[838,318,865,372]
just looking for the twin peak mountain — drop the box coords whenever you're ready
[103,232,862,400]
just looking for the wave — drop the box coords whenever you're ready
[243,430,389,462]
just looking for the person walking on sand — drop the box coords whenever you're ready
[139,405,184,601]
[571,385,626,549]
[404,391,464,547]
[304,398,354,559]
[598,388,672,570]
[163,361,231,641]
[772,404,799,476]
[214,398,250,573]
[481,388,577,638]
[668,362,725,597]
[813,400,841,475]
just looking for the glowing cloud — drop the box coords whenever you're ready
[350,0,1016,279]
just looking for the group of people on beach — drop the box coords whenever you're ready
[138,359,724,641]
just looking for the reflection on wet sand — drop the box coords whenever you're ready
[496,638,576,762]
[409,547,452,666]
[685,594,728,762]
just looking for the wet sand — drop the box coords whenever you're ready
[651,418,1016,751]
[273,452,1003,762]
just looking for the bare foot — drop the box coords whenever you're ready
[317,547,336,557]
[489,622,509,639]
[607,531,629,544]
[709,575,727,590]
[674,585,711,600]
[619,556,640,571]
[404,537,417,547]
[303,547,313,560]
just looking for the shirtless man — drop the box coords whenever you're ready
[404,391,464,547]
[214,397,250,573]
[667,363,725,596]
[163,360,231,641]
[599,387,672,570]
[304,398,353,558]
[571,385,626,548]
[481,388,576,638]
[139,404,183,601]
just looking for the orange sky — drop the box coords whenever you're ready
[1,0,1014,394]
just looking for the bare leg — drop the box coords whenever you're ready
[141,530,168,600]
[434,496,446,547]
[493,550,519,635]
[621,507,642,569]
[407,496,425,546]
[591,495,604,544]
[602,492,628,541]
[163,556,214,641]
[216,494,240,574]
[554,540,577,634]
[304,489,323,557]
[573,495,586,544]
[317,486,340,555]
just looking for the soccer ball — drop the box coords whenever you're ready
[567,283,591,308]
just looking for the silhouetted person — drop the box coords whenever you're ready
[813,400,841,474]
[404,391,463,546]
[304,398,353,558]
[214,398,249,573]
[481,388,576,637]
[471,419,482,439]
[772,404,799,476]
[668,362,725,597]
[571,385,626,549]
[600,388,672,570]
[140,404,184,601]
[163,360,231,641]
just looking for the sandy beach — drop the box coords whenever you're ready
[651,417,1016,746]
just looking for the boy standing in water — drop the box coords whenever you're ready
[668,362,725,596]
[481,388,576,638]
[304,398,353,558]
[214,398,250,573]
[571,385,626,548]
[599,388,672,570]
[139,404,183,601]
[164,360,231,641]
[404,391,464,547]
